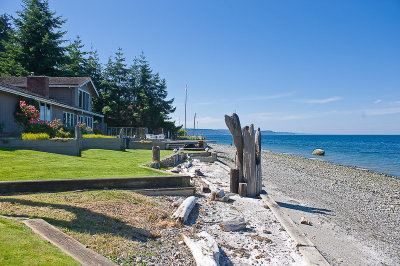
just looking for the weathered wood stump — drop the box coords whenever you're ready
[230,168,239,194]
[152,146,160,162]
[225,113,262,197]
[225,114,244,183]
[238,183,247,197]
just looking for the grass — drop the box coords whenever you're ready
[82,134,115,138]
[21,133,50,140]
[0,190,178,264]
[0,148,173,181]
[0,217,80,265]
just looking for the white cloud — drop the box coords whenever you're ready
[297,97,342,104]
[240,92,294,101]
[364,107,400,116]
[374,99,382,104]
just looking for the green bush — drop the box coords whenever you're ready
[82,134,115,139]
[22,133,50,140]
[177,129,187,136]
[56,128,72,138]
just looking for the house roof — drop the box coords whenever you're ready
[0,76,99,97]
[0,79,103,118]
[0,76,90,86]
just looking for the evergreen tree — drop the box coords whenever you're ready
[60,36,87,76]
[13,0,67,75]
[132,53,175,131]
[0,14,28,76]
[101,48,132,126]
[0,14,12,53]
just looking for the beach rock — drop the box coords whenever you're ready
[312,149,325,156]
[300,217,312,225]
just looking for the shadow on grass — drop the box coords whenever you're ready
[276,201,331,215]
[0,197,153,242]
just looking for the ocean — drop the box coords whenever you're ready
[200,132,400,177]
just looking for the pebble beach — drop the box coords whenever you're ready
[210,144,400,265]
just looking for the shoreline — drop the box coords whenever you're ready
[217,142,400,179]
[210,143,400,265]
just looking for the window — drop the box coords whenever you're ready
[63,112,76,127]
[39,103,51,121]
[78,90,90,111]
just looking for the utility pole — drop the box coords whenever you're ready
[193,113,197,136]
[184,84,188,135]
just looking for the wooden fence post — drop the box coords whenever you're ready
[238,183,247,197]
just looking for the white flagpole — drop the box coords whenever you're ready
[184,84,187,135]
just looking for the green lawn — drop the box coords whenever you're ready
[0,190,177,264]
[0,148,173,181]
[0,217,80,265]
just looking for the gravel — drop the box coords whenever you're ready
[210,144,400,266]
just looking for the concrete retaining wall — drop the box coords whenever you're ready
[0,175,191,193]
[0,139,80,156]
[129,140,166,150]
[82,138,124,151]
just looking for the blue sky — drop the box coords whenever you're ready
[2,0,399,134]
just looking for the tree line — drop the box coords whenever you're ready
[0,0,179,133]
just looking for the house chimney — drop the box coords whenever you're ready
[26,76,49,98]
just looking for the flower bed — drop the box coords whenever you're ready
[82,134,115,139]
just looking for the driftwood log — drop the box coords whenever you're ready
[225,113,262,198]
[172,196,196,223]
[182,231,220,266]
[224,114,244,182]
[219,217,246,231]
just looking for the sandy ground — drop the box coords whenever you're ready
[167,159,307,266]
[210,144,400,266]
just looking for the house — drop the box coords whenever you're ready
[0,75,104,135]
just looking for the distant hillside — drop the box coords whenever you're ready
[185,128,297,136]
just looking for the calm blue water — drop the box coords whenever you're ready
[206,134,400,177]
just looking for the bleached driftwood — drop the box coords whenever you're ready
[209,189,229,202]
[182,231,220,266]
[255,128,262,195]
[243,124,257,197]
[172,196,196,223]
[225,113,244,183]
[219,217,246,231]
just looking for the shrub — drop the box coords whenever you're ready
[21,133,50,140]
[82,134,115,139]
[56,127,72,138]
[177,129,187,136]
[140,140,152,144]
[78,122,93,134]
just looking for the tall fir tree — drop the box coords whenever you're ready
[101,48,132,126]
[0,14,28,76]
[60,36,87,76]
[132,53,175,131]
[13,0,67,76]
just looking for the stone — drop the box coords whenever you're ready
[300,217,312,225]
[312,149,325,156]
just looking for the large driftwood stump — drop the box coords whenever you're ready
[224,113,244,183]
[243,124,257,197]
[182,231,220,266]
[172,196,196,224]
[255,128,262,195]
